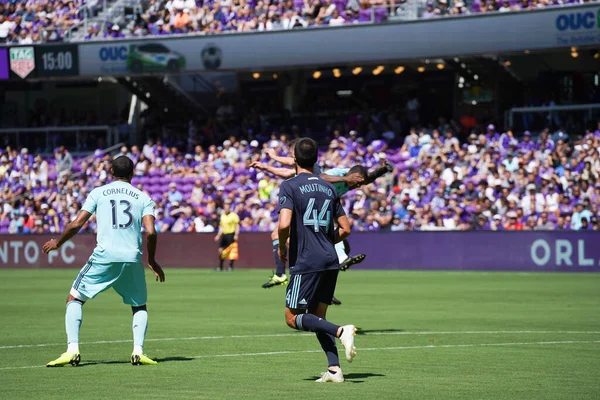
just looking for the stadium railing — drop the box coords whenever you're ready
[505,104,600,132]
[0,126,120,155]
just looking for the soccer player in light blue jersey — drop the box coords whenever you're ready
[44,156,165,367]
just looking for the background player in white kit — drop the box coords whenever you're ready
[44,156,165,367]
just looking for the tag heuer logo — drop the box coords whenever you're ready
[10,47,35,79]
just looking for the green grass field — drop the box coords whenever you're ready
[1,269,599,400]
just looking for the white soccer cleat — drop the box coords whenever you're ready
[339,325,357,363]
[316,369,344,383]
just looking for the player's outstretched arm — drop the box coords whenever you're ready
[277,209,292,263]
[250,161,296,179]
[265,148,295,167]
[143,214,165,282]
[321,172,364,186]
[364,162,394,185]
[42,211,92,254]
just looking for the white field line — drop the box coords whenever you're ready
[1,330,600,350]
[190,340,600,359]
[0,340,599,371]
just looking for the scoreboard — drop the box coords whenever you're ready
[2,44,79,80]
[35,44,79,77]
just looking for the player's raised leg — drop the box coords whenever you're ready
[284,271,357,382]
[338,240,366,271]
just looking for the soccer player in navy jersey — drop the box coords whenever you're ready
[277,138,357,382]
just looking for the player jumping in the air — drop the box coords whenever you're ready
[253,144,393,292]
[278,137,357,383]
[44,156,165,367]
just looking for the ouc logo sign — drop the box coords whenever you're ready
[555,9,600,31]
[99,46,128,61]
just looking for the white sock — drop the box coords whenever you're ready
[132,308,148,355]
[67,342,79,353]
[133,345,143,355]
[65,300,82,351]
[335,242,348,264]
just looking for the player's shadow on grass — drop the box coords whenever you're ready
[355,328,404,335]
[79,360,130,367]
[155,356,194,363]
[304,373,385,384]
[79,357,193,367]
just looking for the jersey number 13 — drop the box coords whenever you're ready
[110,200,133,229]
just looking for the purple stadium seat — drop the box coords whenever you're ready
[374,7,386,23]
[358,8,371,22]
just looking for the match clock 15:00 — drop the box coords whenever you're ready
[36,45,79,76]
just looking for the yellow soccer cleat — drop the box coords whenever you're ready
[131,353,158,366]
[261,272,288,289]
[46,352,81,367]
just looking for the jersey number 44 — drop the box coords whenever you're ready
[303,198,331,232]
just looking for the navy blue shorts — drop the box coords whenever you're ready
[285,269,339,310]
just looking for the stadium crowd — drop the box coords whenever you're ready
[88,0,590,39]
[1,120,599,234]
[0,0,87,44]
[0,0,590,43]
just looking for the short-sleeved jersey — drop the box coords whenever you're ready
[323,168,351,196]
[278,173,345,274]
[82,181,155,263]
[219,212,240,234]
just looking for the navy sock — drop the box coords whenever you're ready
[295,314,340,337]
[273,240,286,277]
[316,332,340,368]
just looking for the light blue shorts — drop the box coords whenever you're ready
[70,259,147,306]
